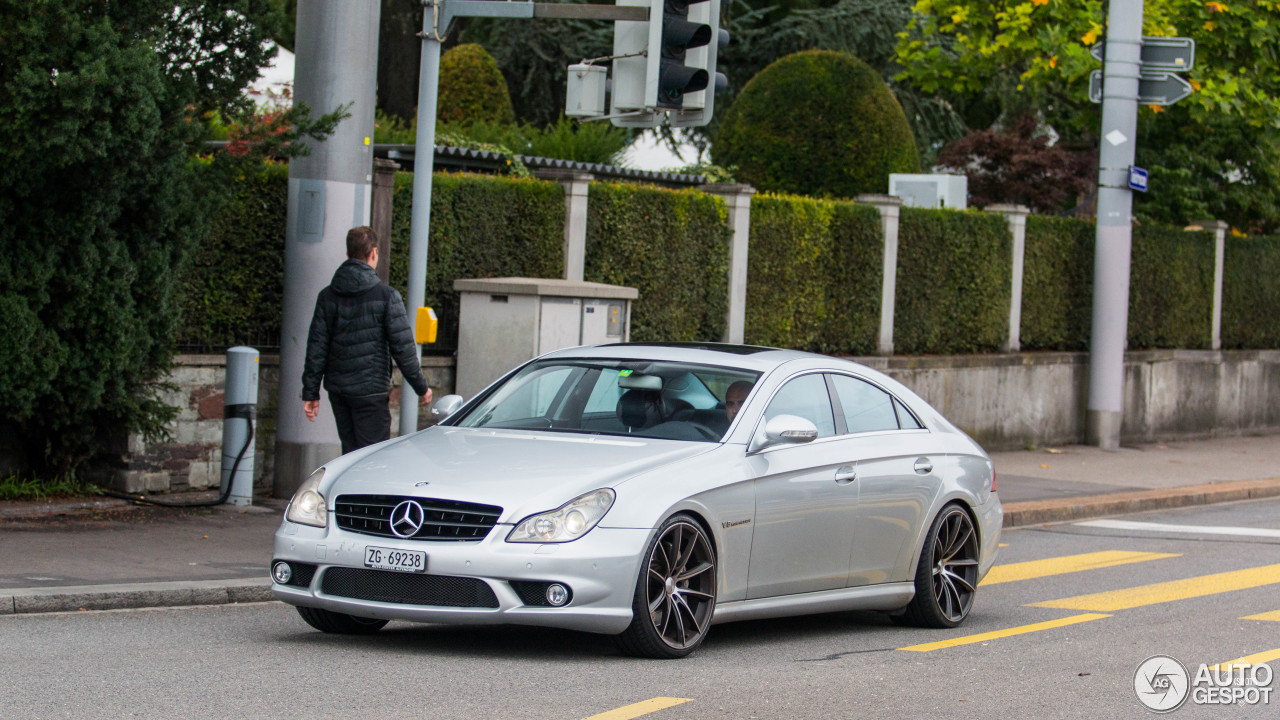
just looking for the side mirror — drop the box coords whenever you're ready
[431,394,464,420]
[750,414,819,452]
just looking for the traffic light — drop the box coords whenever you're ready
[610,0,726,128]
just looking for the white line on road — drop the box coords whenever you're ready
[1076,519,1280,538]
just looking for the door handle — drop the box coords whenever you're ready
[914,457,933,475]
[834,465,857,484]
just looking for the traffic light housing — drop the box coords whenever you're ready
[610,0,725,128]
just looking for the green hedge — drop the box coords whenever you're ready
[389,172,565,351]
[584,182,729,342]
[177,163,288,350]
[744,195,882,353]
[1129,222,1214,349]
[1021,215,1094,351]
[1221,234,1280,348]
[894,208,1011,354]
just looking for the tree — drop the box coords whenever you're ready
[937,115,1095,213]
[438,43,516,126]
[0,0,338,475]
[713,50,920,197]
[895,0,1280,228]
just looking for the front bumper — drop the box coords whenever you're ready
[271,520,649,635]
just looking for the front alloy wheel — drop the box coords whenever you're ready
[617,514,717,658]
[897,504,980,628]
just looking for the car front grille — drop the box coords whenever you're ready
[334,494,502,542]
[320,568,499,608]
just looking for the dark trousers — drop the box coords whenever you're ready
[329,392,391,454]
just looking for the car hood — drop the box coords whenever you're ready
[328,426,713,523]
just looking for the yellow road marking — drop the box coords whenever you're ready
[1242,610,1280,622]
[980,551,1180,586]
[898,613,1111,652]
[1211,648,1280,672]
[583,698,693,720]
[1030,563,1280,612]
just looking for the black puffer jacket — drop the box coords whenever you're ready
[302,259,429,400]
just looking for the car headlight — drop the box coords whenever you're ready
[507,489,615,543]
[286,468,327,528]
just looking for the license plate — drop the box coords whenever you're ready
[364,546,427,573]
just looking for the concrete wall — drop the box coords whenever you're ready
[116,349,1277,493]
[856,350,1280,451]
[114,354,454,495]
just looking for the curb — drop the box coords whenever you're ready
[1002,477,1280,528]
[2,577,272,616]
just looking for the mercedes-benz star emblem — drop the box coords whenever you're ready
[389,500,426,538]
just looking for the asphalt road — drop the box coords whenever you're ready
[3,498,1279,720]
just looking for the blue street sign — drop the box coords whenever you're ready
[1129,166,1149,192]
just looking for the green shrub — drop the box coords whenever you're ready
[388,172,566,351]
[894,208,1011,354]
[177,163,289,351]
[585,183,729,342]
[1221,234,1280,348]
[745,195,882,353]
[713,50,919,198]
[1129,223,1214,349]
[438,44,516,126]
[1021,215,1094,351]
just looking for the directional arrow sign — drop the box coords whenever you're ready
[1137,72,1194,105]
[1088,69,1194,106]
[1090,36,1195,72]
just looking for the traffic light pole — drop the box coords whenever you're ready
[399,4,443,436]
[1087,0,1145,450]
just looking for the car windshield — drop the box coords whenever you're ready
[452,359,762,442]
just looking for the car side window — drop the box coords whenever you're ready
[894,397,924,429]
[764,374,836,438]
[830,374,899,434]
[583,369,623,414]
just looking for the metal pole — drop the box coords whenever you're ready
[399,5,442,436]
[1087,0,1144,450]
[222,347,259,507]
[275,0,381,497]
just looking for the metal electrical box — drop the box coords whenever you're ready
[889,173,969,210]
[454,277,638,399]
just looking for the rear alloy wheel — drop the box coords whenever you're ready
[617,514,717,659]
[897,504,979,628]
[296,606,389,634]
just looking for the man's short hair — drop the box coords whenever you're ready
[346,226,378,260]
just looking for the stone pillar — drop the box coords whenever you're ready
[699,183,756,344]
[371,157,400,284]
[988,204,1031,353]
[535,169,593,282]
[856,194,904,356]
[1194,219,1229,350]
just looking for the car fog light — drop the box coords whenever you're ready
[546,583,570,607]
[272,561,292,584]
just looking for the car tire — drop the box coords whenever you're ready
[616,513,717,659]
[296,606,389,634]
[896,503,980,629]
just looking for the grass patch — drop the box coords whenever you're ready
[0,474,102,501]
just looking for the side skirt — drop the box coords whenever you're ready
[710,582,915,625]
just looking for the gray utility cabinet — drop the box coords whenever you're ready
[453,277,638,399]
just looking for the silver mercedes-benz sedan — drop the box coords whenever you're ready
[272,343,1001,658]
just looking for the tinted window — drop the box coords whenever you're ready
[830,374,899,433]
[764,374,836,438]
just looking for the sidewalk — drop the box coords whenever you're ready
[2,434,1278,616]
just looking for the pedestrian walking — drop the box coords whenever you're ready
[302,226,432,453]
